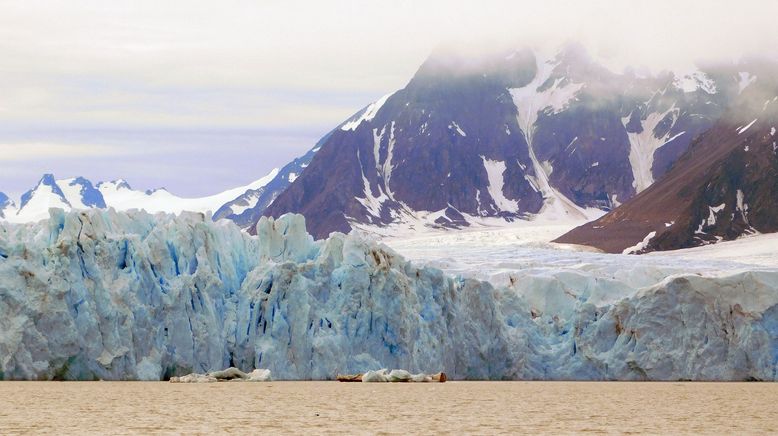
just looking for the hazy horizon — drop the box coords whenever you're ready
[2,0,777,199]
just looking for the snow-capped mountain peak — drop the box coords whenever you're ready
[13,174,72,222]
[59,177,106,209]
[97,179,133,191]
[1,169,282,224]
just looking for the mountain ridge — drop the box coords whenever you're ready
[556,62,778,253]
[261,43,739,239]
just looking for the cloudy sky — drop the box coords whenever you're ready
[1,0,776,199]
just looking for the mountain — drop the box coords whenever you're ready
[14,174,73,222]
[59,177,106,209]
[97,170,278,216]
[0,192,15,219]
[2,170,278,223]
[261,43,733,239]
[213,134,326,230]
[556,60,778,253]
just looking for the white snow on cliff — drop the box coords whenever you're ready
[622,105,681,193]
[480,157,519,213]
[509,54,594,222]
[341,92,395,131]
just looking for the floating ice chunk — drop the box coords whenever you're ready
[170,373,218,383]
[362,369,390,382]
[388,369,412,382]
[247,369,272,382]
[170,367,271,383]
[411,373,433,382]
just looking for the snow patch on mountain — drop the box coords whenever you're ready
[622,231,657,254]
[449,121,467,136]
[508,53,593,222]
[622,105,681,192]
[737,118,758,135]
[341,92,395,131]
[480,157,519,213]
[356,150,390,219]
[738,72,757,94]
[509,55,583,147]
[705,203,727,227]
[673,71,717,94]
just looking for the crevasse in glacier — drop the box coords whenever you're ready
[0,208,777,381]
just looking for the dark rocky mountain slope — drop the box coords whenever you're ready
[557,61,778,253]
[258,44,745,238]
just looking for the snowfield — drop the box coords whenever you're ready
[384,221,778,285]
[1,210,777,381]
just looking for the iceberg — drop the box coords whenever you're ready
[170,367,271,383]
[0,208,777,381]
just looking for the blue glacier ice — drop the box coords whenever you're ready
[0,209,777,381]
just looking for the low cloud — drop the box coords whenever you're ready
[0,0,775,197]
[0,143,133,161]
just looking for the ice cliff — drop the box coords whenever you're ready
[1,209,777,381]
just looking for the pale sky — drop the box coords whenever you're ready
[1,0,776,199]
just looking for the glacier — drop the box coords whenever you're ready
[0,209,777,381]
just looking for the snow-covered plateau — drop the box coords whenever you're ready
[1,209,777,381]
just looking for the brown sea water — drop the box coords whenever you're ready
[0,381,776,435]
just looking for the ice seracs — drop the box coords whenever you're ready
[1,209,777,381]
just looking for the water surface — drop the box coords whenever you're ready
[1,381,775,434]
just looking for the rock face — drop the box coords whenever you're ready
[1,209,777,381]
[263,43,729,238]
[556,59,778,253]
[0,193,13,219]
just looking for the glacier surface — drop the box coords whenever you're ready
[0,209,777,381]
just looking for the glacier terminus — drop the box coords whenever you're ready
[1,209,777,381]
